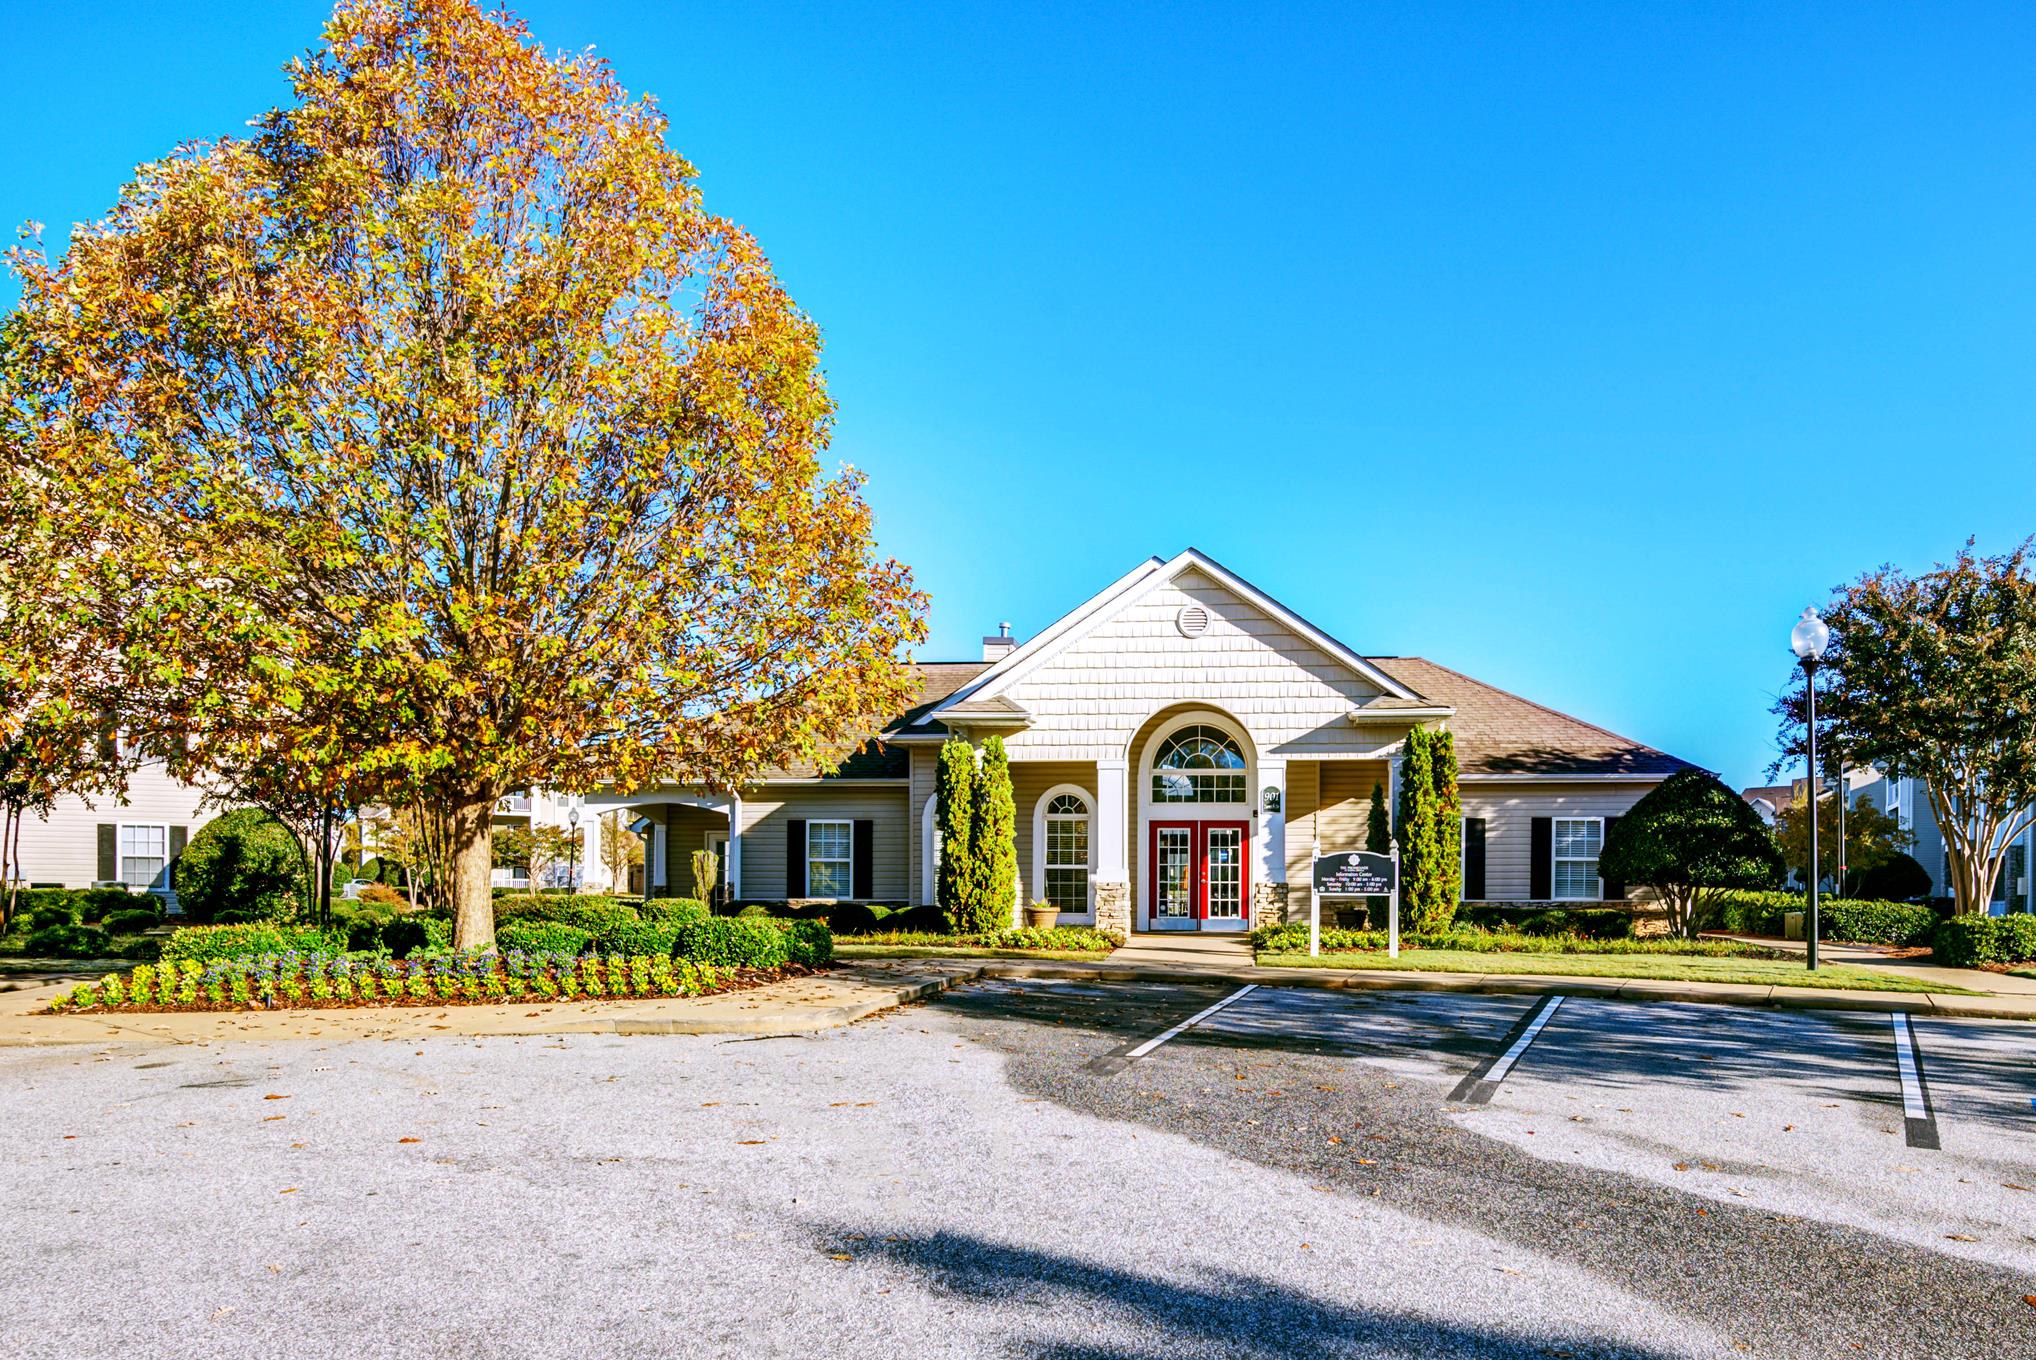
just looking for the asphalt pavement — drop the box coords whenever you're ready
[1,977,2031,1359]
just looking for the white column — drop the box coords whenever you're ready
[1095,759,1129,880]
[1259,759,1287,886]
[652,820,667,892]
[1387,753,1405,840]
[726,793,743,899]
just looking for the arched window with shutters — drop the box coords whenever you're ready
[1150,724,1249,804]
[1032,785,1095,916]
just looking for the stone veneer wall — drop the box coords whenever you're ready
[1094,880,1131,938]
[1251,882,1289,928]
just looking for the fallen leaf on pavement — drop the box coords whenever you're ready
[263,1094,290,1101]
[736,1139,766,1146]
[279,1187,298,1195]
[398,1137,420,1144]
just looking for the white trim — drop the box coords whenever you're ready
[930,548,1423,721]
[1031,783,1097,921]
[116,821,171,894]
[1551,815,1605,902]
[703,830,728,898]
[1135,709,1256,931]
[804,818,854,901]
[921,792,939,905]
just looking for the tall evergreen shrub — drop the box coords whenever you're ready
[1396,727,1461,932]
[969,736,1018,933]
[935,738,977,933]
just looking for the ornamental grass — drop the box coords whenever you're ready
[48,950,735,1014]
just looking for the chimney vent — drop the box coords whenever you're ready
[982,622,1017,663]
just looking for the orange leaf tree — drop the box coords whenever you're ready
[9,0,926,946]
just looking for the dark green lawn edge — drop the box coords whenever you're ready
[1252,949,1968,994]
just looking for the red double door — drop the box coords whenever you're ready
[1149,821,1249,930]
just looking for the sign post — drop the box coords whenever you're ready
[1309,849,1400,960]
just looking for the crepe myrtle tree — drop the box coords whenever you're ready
[8,0,926,948]
[1772,540,2036,915]
[1599,770,1785,938]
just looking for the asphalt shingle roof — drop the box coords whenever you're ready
[1368,657,1696,779]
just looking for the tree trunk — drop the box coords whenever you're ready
[1,804,18,933]
[448,792,497,950]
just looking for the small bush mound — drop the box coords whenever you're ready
[496,920,594,956]
[159,922,346,965]
[175,810,306,924]
[23,924,113,957]
[100,908,164,936]
[23,902,83,932]
[12,887,140,927]
[672,917,789,970]
[497,895,637,939]
[1714,890,1935,945]
[638,897,710,927]
[988,925,1117,952]
[1456,905,1634,940]
[778,918,834,965]
[824,902,889,936]
[1931,914,2036,968]
[592,920,684,958]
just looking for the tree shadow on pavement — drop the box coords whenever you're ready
[825,1226,1674,1359]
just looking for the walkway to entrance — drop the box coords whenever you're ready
[1108,931,1253,971]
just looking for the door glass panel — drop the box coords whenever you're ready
[1155,828,1194,920]
[1206,827,1243,919]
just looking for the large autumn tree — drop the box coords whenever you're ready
[8,0,925,947]
[1772,541,2036,915]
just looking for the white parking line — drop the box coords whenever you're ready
[1449,994,1566,1104]
[1123,985,1259,1059]
[1892,1013,1940,1149]
[1484,995,1565,1084]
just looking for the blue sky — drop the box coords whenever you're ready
[4,2,2032,786]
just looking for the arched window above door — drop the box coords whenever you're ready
[1151,723,1248,803]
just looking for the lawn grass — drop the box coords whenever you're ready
[1254,948,1969,993]
[834,943,1113,962]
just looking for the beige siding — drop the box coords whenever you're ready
[908,747,939,906]
[998,567,1407,763]
[661,805,727,899]
[18,763,226,889]
[1011,761,1097,911]
[1316,760,1388,850]
[1462,782,1655,902]
[738,784,910,902]
[1284,761,1322,924]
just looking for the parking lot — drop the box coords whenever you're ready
[2,977,2031,1359]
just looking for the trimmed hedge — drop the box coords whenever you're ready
[101,908,164,936]
[497,896,638,939]
[824,902,888,936]
[1456,905,1634,940]
[777,919,834,965]
[593,920,684,958]
[175,810,306,923]
[1250,920,1771,958]
[23,924,113,957]
[1931,915,2036,968]
[160,922,347,965]
[671,917,789,970]
[496,921,594,956]
[10,887,138,926]
[639,898,710,927]
[1714,890,1936,946]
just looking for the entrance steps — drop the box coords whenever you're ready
[1109,932,1253,971]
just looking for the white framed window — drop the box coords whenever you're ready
[1552,817,1603,901]
[1150,724,1248,804]
[1043,793,1090,913]
[119,823,168,891]
[807,820,853,899]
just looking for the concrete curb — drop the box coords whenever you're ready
[965,959,2036,1021]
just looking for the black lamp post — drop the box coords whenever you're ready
[567,805,582,895]
[1791,607,1832,969]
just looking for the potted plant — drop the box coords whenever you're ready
[1024,900,1060,930]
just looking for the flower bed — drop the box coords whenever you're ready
[1251,920,1778,959]
[47,950,747,1014]
[837,925,1119,953]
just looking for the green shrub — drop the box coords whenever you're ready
[1713,890,1935,945]
[100,908,164,936]
[826,902,888,936]
[23,924,113,957]
[496,921,594,956]
[988,925,1117,952]
[886,903,951,934]
[593,920,683,957]
[15,886,138,925]
[734,903,772,918]
[1931,914,2036,967]
[378,916,430,957]
[672,917,789,970]
[498,896,638,938]
[1457,905,1634,940]
[24,902,82,931]
[1250,919,1771,958]
[639,897,710,927]
[175,810,306,924]
[778,918,834,965]
[160,922,345,964]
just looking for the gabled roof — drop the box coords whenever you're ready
[928,548,1423,722]
[1368,657,1694,780]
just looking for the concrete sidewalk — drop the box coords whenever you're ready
[3,947,2032,1048]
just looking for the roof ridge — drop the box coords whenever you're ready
[1384,655,1673,757]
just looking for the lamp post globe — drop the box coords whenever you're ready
[1791,607,1830,969]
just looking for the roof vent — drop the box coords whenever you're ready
[982,622,1017,663]
[1176,604,1210,638]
